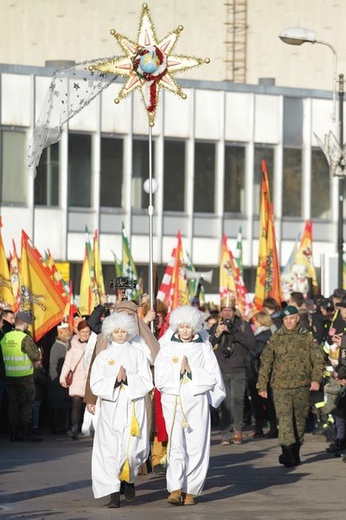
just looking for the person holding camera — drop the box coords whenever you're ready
[209,300,255,445]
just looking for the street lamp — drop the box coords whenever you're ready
[279,27,344,288]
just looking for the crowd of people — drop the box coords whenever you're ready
[1,286,346,507]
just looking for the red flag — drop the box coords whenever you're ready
[157,231,189,312]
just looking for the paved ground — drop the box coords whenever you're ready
[0,427,345,520]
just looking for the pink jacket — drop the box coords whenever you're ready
[60,336,87,397]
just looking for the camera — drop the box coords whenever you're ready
[222,318,234,331]
[222,344,235,358]
[109,276,138,291]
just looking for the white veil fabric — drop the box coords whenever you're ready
[27,57,120,177]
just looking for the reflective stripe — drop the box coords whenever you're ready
[3,355,30,362]
[315,401,325,409]
[6,364,33,372]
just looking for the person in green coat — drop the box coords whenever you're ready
[256,305,325,467]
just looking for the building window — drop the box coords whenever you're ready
[283,98,303,147]
[100,136,123,208]
[163,139,185,211]
[283,148,302,217]
[68,133,92,207]
[311,148,331,219]
[253,146,274,215]
[132,138,155,209]
[0,129,26,204]
[194,141,215,213]
[34,143,59,206]
[224,144,245,213]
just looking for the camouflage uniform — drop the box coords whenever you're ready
[256,324,325,449]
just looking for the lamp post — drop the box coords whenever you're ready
[279,27,344,288]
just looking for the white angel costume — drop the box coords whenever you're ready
[90,340,153,499]
[155,332,225,496]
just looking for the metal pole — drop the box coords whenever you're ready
[148,126,154,328]
[338,73,344,288]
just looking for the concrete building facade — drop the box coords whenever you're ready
[0,1,345,295]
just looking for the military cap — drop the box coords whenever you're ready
[279,305,298,318]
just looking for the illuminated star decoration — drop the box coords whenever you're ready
[90,3,209,126]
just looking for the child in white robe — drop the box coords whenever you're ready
[155,305,226,506]
[90,312,153,508]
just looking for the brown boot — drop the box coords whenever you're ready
[167,489,183,505]
[182,493,195,505]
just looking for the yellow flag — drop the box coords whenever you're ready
[294,220,319,295]
[79,244,94,316]
[20,231,67,341]
[0,217,15,309]
[254,160,283,311]
[219,233,237,305]
[171,231,189,311]
[93,230,105,303]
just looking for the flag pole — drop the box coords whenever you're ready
[148,125,154,329]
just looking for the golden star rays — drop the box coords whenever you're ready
[90,3,209,126]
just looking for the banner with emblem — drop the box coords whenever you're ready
[20,231,67,341]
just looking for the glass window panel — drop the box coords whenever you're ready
[34,143,59,206]
[311,148,331,219]
[253,146,274,215]
[132,139,155,209]
[1,129,26,204]
[224,144,245,213]
[100,137,123,208]
[163,139,185,211]
[68,134,92,207]
[282,148,302,216]
[283,98,303,147]
[194,141,215,213]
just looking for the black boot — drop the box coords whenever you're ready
[68,424,79,440]
[106,492,120,508]
[253,420,264,437]
[278,445,294,467]
[266,420,279,438]
[292,442,301,465]
[23,426,42,442]
[124,481,135,502]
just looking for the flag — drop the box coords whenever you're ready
[235,226,244,279]
[0,217,15,309]
[121,222,141,301]
[45,249,69,300]
[253,160,283,311]
[157,231,189,312]
[93,229,105,304]
[294,220,319,296]
[219,233,237,304]
[79,242,94,316]
[9,239,20,312]
[157,246,177,307]
[219,234,253,317]
[169,231,189,311]
[20,231,67,341]
[111,250,122,278]
[281,233,300,302]
[185,250,198,301]
[64,280,79,330]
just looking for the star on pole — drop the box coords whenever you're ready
[90,3,209,126]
